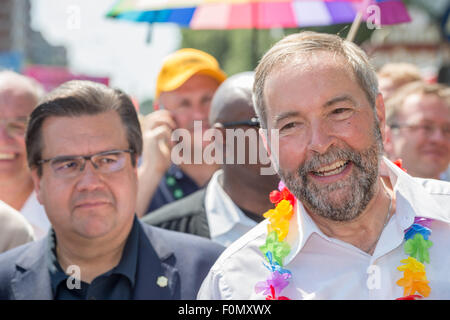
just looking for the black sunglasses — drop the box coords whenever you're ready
[217,117,260,128]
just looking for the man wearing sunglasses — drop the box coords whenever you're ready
[0,80,223,299]
[143,72,279,247]
[136,49,227,217]
[0,71,50,239]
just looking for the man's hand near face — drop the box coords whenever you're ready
[136,110,177,217]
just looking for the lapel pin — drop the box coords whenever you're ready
[157,276,168,288]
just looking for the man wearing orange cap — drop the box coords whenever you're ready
[137,48,227,217]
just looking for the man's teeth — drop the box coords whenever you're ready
[0,153,15,160]
[313,160,348,176]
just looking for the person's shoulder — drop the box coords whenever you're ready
[0,201,35,252]
[0,239,44,298]
[142,189,206,225]
[405,177,450,223]
[413,177,450,195]
[140,220,222,254]
[0,238,44,267]
[412,177,450,209]
[208,221,268,271]
[0,200,32,230]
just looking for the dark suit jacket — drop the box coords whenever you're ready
[142,189,211,239]
[0,219,224,300]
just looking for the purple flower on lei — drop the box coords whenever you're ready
[255,271,291,296]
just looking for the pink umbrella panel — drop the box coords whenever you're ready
[107,0,411,30]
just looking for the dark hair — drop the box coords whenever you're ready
[26,80,142,175]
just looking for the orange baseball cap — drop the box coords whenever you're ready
[155,48,227,99]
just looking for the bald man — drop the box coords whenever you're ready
[142,72,279,247]
[0,71,50,239]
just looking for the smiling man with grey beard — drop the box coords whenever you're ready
[198,31,450,300]
[280,119,383,222]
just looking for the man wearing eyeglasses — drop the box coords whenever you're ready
[143,72,279,247]
[0,80,223,300]
[384,81,450,180]
[0,71,50,239]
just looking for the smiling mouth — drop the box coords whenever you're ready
[311,160,350,177]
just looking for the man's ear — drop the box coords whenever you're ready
[259,127,280,174]
[30,168,44,205]
[383,126,395,158]
[375,93,386,142]
[259,127,271,157]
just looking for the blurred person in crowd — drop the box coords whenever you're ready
[438,64,449,86]
[199,31,450,300]
[0,200,34,253]
[377,62,422,101]
[136,48,226,217]
[0,71,50,239]
[0,80,223,300]
[384,81,450,180]
[142,72,279,247]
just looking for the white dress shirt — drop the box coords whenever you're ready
[198,158,450,300]
[20,191,50,240]
[205,170,258,247]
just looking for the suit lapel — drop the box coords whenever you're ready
[133,221,180,300]
[11,238,52,300]
[197,189,211,238]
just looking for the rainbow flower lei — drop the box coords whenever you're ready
[255,181,295,300]
[254,160,434,300]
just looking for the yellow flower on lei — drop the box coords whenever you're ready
[263,200,293,241]
[397,257,425,273]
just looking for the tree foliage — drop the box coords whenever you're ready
[180,23,375,76]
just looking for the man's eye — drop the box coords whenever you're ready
[55,161,79,171]
[330,108,353,119]
[333,108,350,114]
[99,157,117,165]
[280,122,300,132]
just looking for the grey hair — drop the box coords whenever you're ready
[253,31,379,129]
[0,70,46,103]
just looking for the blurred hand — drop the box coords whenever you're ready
[141,109,177,175]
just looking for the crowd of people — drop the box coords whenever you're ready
[0,30,449,300]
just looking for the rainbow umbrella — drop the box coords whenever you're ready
[106,0,411,30]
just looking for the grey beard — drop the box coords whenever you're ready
[279,123,384,222]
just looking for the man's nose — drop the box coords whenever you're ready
[307,121,336,155]
[428,126,449,144]
[0,125,14,143]
[75,160,104,191]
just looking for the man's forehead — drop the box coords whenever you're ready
[0,87,37,115]
[40,112,128,156]
[264,54,356,102]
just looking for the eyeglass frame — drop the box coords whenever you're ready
[389,123,450,137]
[36,149,135,177]
[215,117,260,128]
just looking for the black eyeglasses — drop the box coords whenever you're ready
[216,117,260,128]
[37,149,135,178]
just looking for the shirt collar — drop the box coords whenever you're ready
[110,215,140,287]
[205,169,257,239]
[283,156,448,265]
